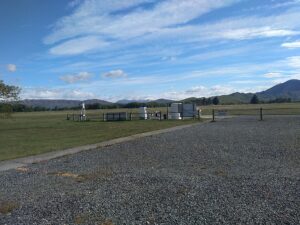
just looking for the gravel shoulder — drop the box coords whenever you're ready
[0,116,299,225]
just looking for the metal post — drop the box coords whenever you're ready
[260,108,263,121]
[103,113,105,121]
[166,105,169,120]
[212,109,215,122]
[130,113,132,121]
[160,111,162,121]
[193,104,195,120]
[198,110,201,121]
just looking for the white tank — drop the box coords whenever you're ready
[168,113,182,120]
[139,107,147,119]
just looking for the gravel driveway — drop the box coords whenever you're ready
[0,116,299,225]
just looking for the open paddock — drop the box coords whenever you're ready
[0,115,299,224]
[0,103,299,161]
[0,110,198,161]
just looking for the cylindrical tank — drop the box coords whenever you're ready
[139,107,147,119]
[169,103,182,119]
[168,112,182,120]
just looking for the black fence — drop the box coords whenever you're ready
[67,107,299,122]
[67,110,202,122]
[210,107,300,122]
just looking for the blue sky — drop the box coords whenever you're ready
[0,0,300,101]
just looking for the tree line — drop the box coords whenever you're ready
[0,95,294,114]
[0,80,295,115]
[250,94,292,104]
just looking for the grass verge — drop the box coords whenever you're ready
[0,110,199,161]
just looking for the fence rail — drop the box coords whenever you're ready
[211,107,300,122]
[66,107,299,122]
[67,110,203,122]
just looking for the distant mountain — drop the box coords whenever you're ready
[84,99,113,105]
[21,99,113,109]
[116,99,150,104]
[148,99,174,104]
[218,92,254,104]
[218,79,300,104]
[181,80,300,104]
[258,79,300,101]
[18,80,300,108]
[116,98,173,105]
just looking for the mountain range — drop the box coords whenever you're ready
[21,99,112,109]
[217,79,300,104]
[19,79,300,108]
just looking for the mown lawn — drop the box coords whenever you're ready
[1,103,299,161]
[0,110,199,161]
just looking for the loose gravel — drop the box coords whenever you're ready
[0,116,299,225]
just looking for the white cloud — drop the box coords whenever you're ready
[102,69,127,78]
[286,56,300,68]
[45,0,239,55]
[230,80,262,84]
[160,85,236,100]
[219,27,299,40]
[60,72,92,83]
[44,1,300,56]
[264,72,283,78]
[49,36,109,55]
[44,0,159,44]
[281,40,300,48]
[7,64,17,72]
[270,74,300,84]
[21,88,95,100]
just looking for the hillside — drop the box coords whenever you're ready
[181,80,300,104]
[258,79,300,101]
[218,92,254,104]
[17,79,300,108]
[21,99,113,109]
[116,98,173,105]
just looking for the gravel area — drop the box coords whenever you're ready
[0,116,299,225]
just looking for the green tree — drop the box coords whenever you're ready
[0,80,20,100]
[250,94,259,104]
[212,97,220,105]
[0,80,20,118]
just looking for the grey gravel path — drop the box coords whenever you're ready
[0,116,299,225]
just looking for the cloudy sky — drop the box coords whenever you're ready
[0,0,300,101]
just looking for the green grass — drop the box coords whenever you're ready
[0,109,199,161]
[1,103,299,161]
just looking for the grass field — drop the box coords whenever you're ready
[0,102,299,161]
[0,110,199,161]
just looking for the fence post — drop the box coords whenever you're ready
[130,113,132,121]
[160,111,162,121]
[198,110,201,121]
[212,109,215,122]
[72,114,74,121]
[166,105,169,120]
[260,108,263,121]
[102,113,105,121]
